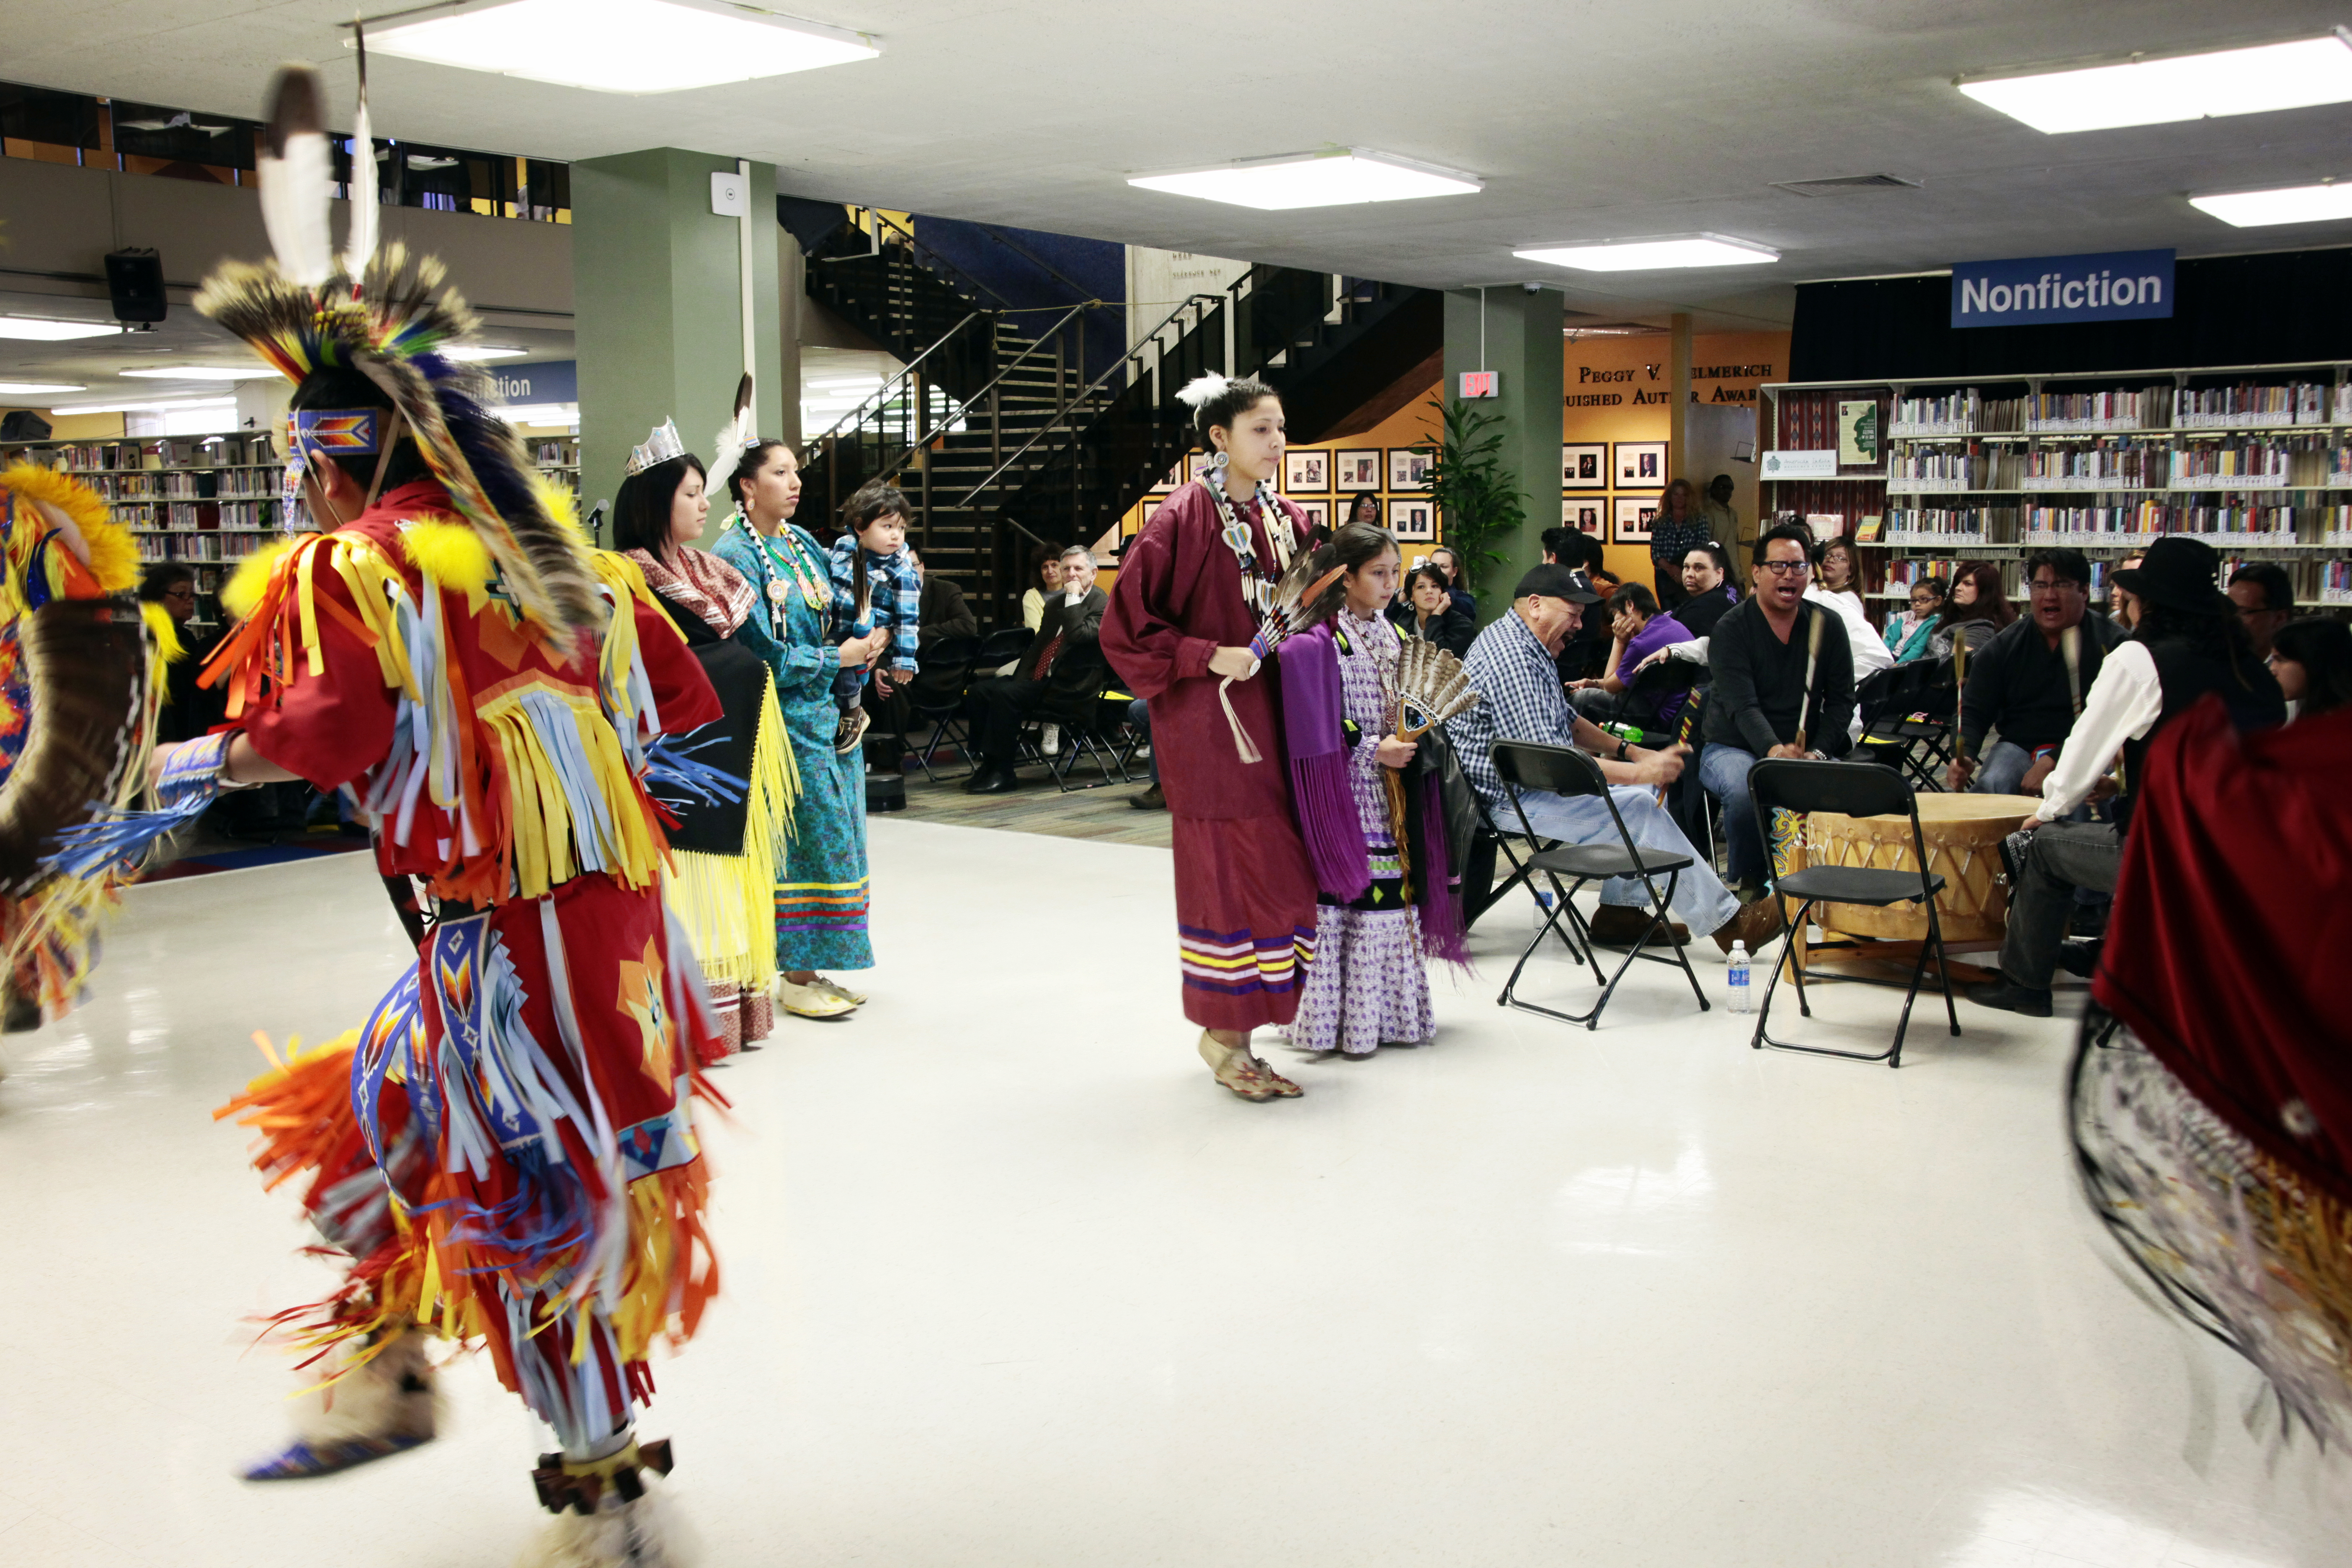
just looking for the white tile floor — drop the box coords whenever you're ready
[0,818,2343,1567]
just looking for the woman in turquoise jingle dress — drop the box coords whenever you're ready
[712,439,887,1019]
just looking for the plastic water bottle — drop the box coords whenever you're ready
[1725,941,1752,1013]
[1531,887,1557,932]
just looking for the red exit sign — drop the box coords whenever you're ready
[1459,370,1500,398]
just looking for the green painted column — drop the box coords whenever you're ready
[572,148,783,544]
[1442,285,1563,619]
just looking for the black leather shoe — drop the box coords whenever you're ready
[1968,980,2053,1018]
[961,764,1003,794]
[1130,781,1165,810]
[2055,939,2101,979]
[965,766,1020,795]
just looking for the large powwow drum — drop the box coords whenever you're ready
[1796,792,2041,943]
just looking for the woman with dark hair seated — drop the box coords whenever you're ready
[1387,563,1474,657]
[2271,616,2352,720]
[1426,544,1476,622]
[1341,490,1382,530]
[1928,560,2013,660]
[1671,540,1740,639]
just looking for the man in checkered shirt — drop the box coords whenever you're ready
[1447,565,1783,953]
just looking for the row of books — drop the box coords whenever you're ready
[1887,448,2026,490]
[1880,382,2352,435]
[2321,561,2352,604]
[1889,391,2027,436]
[153,501,276,531]
[1885,439,2352,490]
[2174,382,2345,428]
[132,532,271,563]
[27,436,283,473]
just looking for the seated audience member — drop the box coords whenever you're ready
[1021,549,1061,632]
[1672,540,1740,639]
[965,546,1105,794]
[1697,524,1857,899]
[1945,548,2124,797]
[2270,616,2352,720]
[865,548,980,774]
[1927,560,2012,660]
[1542,524,1604,574]
[1811,535,1867,619]
[1805,565,1895,692]
[1426,545,1476,622]
[1388,563,1475,657]
[1555,565,1621,683]
[2227,562,2295,659]
[1341,490,1382,531]
[2109,553,2143,631]
[1973,536,2286,1016]
[1447,565,1781,953]
[1568,583,1690,730]
[1883,576,1944,663]
[139,560,221,744]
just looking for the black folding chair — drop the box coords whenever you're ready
[899,633,978,783]
[974,625,1032,673]
[1745,759,1960,1068]
[1491,740,1710,1030]
[1854,660,1952,792]
[1038,651,1130,792]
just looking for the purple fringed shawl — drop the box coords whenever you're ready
[1277,623,1470,965]
[1278,625,1371,904]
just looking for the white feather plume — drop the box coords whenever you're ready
[340,62,378,279]
[257,66,333,289]
[1174,373,1231,410]
[710,372,754,488]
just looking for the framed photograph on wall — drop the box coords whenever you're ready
[1283,449,1330,493]
[1149,458,1182,494]
[1141,497,1162,524]
[1388,498,1434,541]
[1185,452,1213,485]
[1334,448,1381,489]
[1612,495,1658,544]
[1613,441,1667,487]
[1387,447,1432,491]
[1292,498,1331,534]
[1563,443,1607,490]
[1561,499,1604,535]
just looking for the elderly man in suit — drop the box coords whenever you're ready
[965,545,1106,794]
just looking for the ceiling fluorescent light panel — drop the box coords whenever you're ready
[1960,32,2352,134]
[2191,181,2352,227]
[1516,234,1779,271]
[0,382,87,396]
[442,345,527,361]
[0,317,122,342]
[369,0,881,95]
[1129,149,1480,210]
[119,366,283,380]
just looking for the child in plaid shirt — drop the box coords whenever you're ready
[827,482,920,752]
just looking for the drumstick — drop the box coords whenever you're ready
[1792,605,1826,753]
[1951,632,1970,766]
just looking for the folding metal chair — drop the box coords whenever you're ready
[898,633,978,783]
[1745,759,1961,1068]
[1491,740,1710,1030]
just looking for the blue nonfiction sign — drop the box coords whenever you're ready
[486,359,577,404]
[1949,250,2174,329]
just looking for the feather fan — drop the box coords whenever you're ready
[1394,638,1478,739]
[258,66,333,289]
[0,599,150,896]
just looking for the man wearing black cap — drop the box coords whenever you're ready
[1973,536,2286,1016]
[1448,563,1783,953]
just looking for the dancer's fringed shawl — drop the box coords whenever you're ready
[1277,623,1469,965]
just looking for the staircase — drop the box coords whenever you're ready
[793,205,1438,627]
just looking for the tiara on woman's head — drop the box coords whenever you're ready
[626,419,686,476]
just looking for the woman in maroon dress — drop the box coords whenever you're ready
[1104,375,1320,1101]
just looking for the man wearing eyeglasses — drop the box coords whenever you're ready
[1697,524,1857,900]
[2226,563,2294,660]
[1947,549,2122,798]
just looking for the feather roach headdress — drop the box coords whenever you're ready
[199,62,600,634]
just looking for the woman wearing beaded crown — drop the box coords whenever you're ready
[1101,374,1320,1101]
[711,436,886,1018]
[129,65,728,1568]
[611,418,799,1059]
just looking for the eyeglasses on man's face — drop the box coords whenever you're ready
[2027,575,2079,596]
[1757,558,1810,577]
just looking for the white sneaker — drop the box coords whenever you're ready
[1042,723,1060,757]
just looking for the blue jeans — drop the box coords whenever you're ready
[1498,784,1739,936]
[1699,743,1767,889]
[1969,739,2033,797]
[1127,697,1156,782]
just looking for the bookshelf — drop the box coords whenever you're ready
[530,436,580,500]
[1761,361,2352,617]
[2,435,295,634]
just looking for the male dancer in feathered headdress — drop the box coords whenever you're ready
[135,61,726,1565]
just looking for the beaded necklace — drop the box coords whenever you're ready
[732,513,830,629]
[1199,471,1294,632]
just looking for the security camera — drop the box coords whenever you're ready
[1521,282,1543,294]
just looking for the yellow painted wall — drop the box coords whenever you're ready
[0,409,125,441]
[1100,328,1790,591]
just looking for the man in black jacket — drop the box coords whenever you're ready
[1696,523,1856,896]
[1947,548,2123,797]
[965,546,1106,794]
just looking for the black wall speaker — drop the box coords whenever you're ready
[104,249,168,324]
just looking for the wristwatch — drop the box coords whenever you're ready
[1614,740,1630,762]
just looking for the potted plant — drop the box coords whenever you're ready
[1413,397,1526,594]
